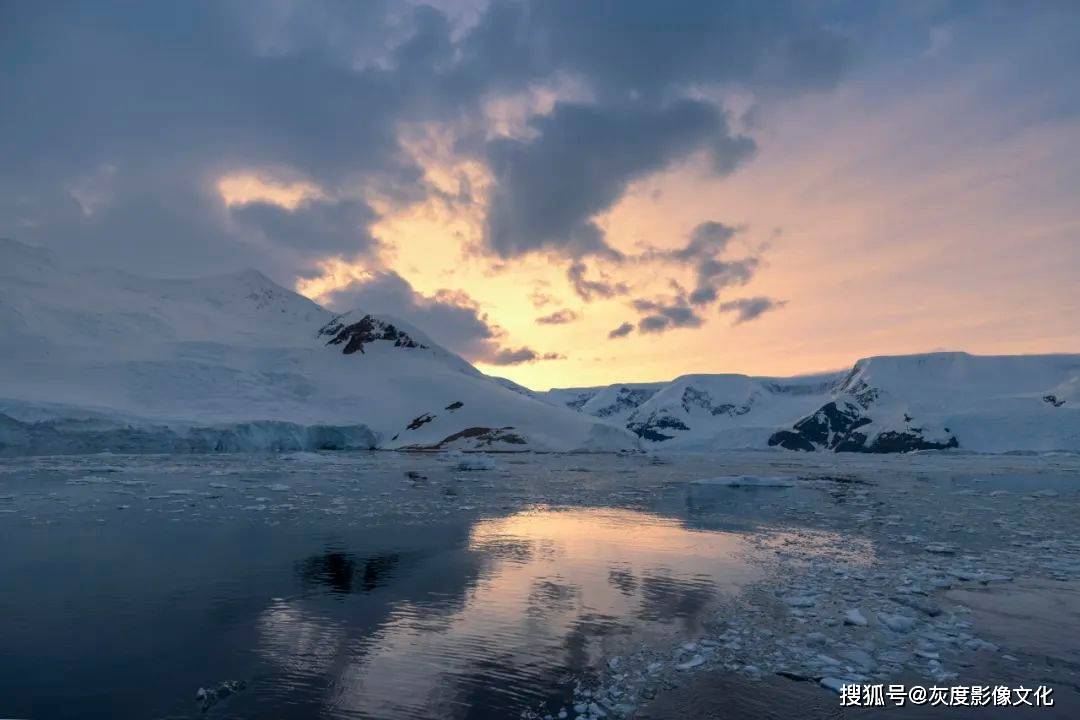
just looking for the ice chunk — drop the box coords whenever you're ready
[455,454,497,471]
[879,614,916,633]
[675,654,706,670]
[843,609,868,626]
[819,677,848,693]
[693,475,796,488]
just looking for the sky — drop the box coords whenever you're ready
[3,1,1079,390]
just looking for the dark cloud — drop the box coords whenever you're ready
[230,198,379,256]
[322,270,563,364]
[693,257,760,303]
[718,296,787,324]
[608,322,635,339]
[535,309,580,325]
[483,100,754,258]
[460,1,853,102]
[633,299,704,334]
[643,221,759,306]
[567,261,630,302]
[677,222,739,261]
[487,347,565,366]
[322,271,500,361]
[0,0,854,283]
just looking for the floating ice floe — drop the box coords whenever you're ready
[843,608,868,626]
[878,613,916,633]
[692,475,797,488]
[454,454,498,471]
[675,654,706,671]
[924,542,957,554]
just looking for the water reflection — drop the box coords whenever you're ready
[258,507,761,719]
[298,550,401,594]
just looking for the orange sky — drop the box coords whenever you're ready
[224,69,1079,391]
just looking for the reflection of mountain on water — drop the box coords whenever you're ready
[258,507,764,719]
[636,571,717,623]
[297,550,401,594]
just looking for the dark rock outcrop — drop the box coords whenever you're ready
[318,315,426,355]
[593,387,658,417]
[404,426,527,450]
[627,413,690,442]
[768,399,959,453]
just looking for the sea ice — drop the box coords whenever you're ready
[693,475,796,488]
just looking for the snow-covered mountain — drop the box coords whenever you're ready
[0,239,635,454]
[546,353,1080,453]
[3,238,1076,456]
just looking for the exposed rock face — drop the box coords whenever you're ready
[594,387,659,417]
[318,314,426,355]
[406,413,435,430]
[402,426,528,450]
[627,413,690,442]
[767,399,959,453]
[865,430,958,453]
[563,392,597,411]
[770,401,871,450]
[680,386,754,417]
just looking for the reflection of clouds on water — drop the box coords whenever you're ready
[608,565,638,597]
[635,571,716,623]
[527,578,582,617]
[256,507,764,718]
[256,600,345,683]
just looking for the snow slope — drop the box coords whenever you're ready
[768,352,1080,453]
[0,239,635,454]
[546,354,1080,453]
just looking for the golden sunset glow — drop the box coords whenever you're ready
[217,173,325,211]
[12,1,1072,393]
[284,68,1080,391]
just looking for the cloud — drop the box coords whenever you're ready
[643,221,759,306]
[482,99,755,258]
[322,271,499,359]
[529,288,555,308]
[608,322,634,339]
[321,269,563,364]
[535,308,580,325]
[718,296,787,324]
[567,261,629,302]
[230,197,380,256]
[633,298,704,334]
[486,347,565,366]
[0,0,855,286]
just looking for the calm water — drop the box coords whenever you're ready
[0,453,795,720]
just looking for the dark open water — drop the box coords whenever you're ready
[0,453,783,719]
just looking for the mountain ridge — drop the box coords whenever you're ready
[543,351,1080,453]
[3,239,1077,455]
[0,239,636,454]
